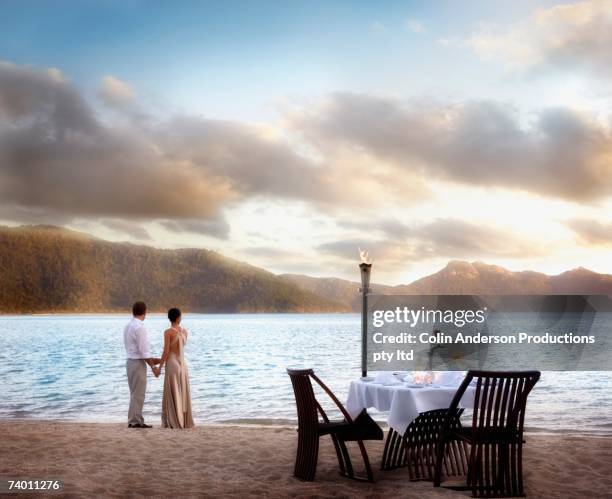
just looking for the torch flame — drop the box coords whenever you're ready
[358,247,371,264]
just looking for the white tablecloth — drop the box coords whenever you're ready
[346,380,476,435]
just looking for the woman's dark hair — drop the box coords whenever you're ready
[168,308,182,323]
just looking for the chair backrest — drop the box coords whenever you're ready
[286,368,354,433]
[287,368,319,433]
[447,370,540,434]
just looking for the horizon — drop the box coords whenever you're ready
[2,1,612,283]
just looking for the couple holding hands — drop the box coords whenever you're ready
[123,301,195,429]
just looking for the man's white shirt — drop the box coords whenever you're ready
[124,317,151,359]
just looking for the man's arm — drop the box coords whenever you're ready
[136,326,160,372]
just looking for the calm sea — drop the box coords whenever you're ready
[1,314,611,434]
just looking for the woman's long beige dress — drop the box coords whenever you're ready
[161,327,195,428]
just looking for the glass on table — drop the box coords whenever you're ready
[410,371,435,385]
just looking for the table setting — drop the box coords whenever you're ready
[347,371,475,434]
[346,371,477,479]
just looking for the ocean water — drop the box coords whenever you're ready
[1,314,611,434]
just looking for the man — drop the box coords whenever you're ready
[124,301,161,428]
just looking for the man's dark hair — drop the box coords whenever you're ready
[132,301,147,316]
[168,308,181,323]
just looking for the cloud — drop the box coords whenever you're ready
[330,218,544,261]
[466,0,612,76]
[409,219,544,259]
[98,75,135,106]
[318,238,414,266]
[160,218,230,239]
[0,60,97,131]
[319,238,382,260]
[0,61,351,235]
[47,68,64,83]
[100,218,151,241]
[406,19,426,34]
[289,92,612,202]
[243,246,303,259]
[154,116,337,204]
[0,62,232,222]
[566,218,612,245]
[3,58,612,268]
[1,61,435,246]
[0,204,74,226]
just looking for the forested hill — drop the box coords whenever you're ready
[0,225,345,313]
[3,225,611,314]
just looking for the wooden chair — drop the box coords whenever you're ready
[381,408,468,481]
[434,370,541,497]
[286,368,383,482]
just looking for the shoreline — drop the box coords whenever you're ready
[2,417,612,437]
[1,311,357,316]
[1,421,611,497]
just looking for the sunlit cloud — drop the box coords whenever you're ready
[289,92,612,202]
[98,75,135,106]
[324,218,545,261]
[0,62,336,231]
[160,219,230,240]
[466,0,612,76]
[47,67,64,83]
[566,218,612,246]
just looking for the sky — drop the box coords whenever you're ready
[1,0,612,284]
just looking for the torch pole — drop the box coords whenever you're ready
[359,261,372,378]
[361,288,368,378]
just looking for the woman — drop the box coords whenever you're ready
[158,308,195,428]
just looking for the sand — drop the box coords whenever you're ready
[1,421,611,498]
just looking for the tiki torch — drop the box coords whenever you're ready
[359,249,372,378]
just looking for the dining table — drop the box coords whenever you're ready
[345,376,476,480]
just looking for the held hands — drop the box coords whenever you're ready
[151,358,162,377]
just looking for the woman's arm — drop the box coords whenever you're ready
[159,329,172,368]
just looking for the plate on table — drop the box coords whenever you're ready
[405,383,424,389]
[360,376,374,382]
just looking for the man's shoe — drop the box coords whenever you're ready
[139,423,153,428]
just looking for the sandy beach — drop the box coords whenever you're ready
[1,422,611,498]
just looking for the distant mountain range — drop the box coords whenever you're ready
[281,260,612,311]
[1,225,612,313]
